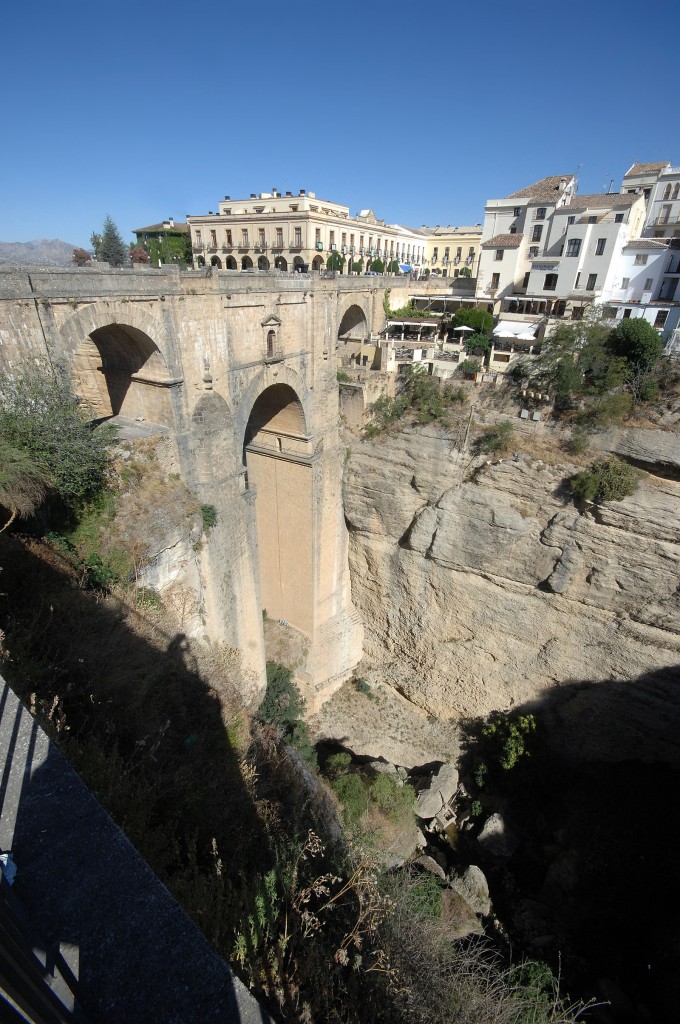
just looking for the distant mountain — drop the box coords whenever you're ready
[0,238,84,266]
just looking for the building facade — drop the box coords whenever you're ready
[187,190,427,274]
[419,225,482,278]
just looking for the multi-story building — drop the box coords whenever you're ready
[187,190,427,274]
[133,219,191,266]
[419,225,482,278]
[645,165,680,240]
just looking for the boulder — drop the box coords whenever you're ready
[414,855,446,881]
[476,812,518,859]
[440,890,484,940]
[414,763,459,820]
[448,864,491,917]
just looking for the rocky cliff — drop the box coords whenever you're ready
[343,425,680,763]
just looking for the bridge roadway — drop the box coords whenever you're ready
[0,264,414,704]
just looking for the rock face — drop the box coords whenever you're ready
[414,763,459,819]
[344,427,680,763]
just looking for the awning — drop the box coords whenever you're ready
[493,321,537,338]
[399,264,412,272]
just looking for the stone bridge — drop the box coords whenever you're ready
[0,265,402,703]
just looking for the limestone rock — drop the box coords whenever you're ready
[344,430,680,763]
[414,855,446,881]
[448,864,491,917]
[440,890,484,940]
[414,763,459,819]
[476,813,518,859]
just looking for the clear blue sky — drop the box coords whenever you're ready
[3,0,679,247]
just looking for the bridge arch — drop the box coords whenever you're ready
[241,373,313,633]
[59,303,177,428]
[337,303,369,340]
[189,391,236,488]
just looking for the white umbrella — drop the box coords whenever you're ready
[517,331,536,341]
[455,325,474,332]
[495,330,516,339]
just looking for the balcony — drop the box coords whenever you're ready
[238,242,250,251]
[254,242,268,252]
[192,244,204,252]
[289,239,303,249]
[653,215,680,225]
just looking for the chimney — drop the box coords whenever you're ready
[272,187,279,196]
[250,193,257,199]
[559,177,567,189]
[168,218,174,228]
[224,195,230,201]
[286,191,292,196]
[299,189,306,195]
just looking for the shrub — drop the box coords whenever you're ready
[608,317,664,375]
[453,308,493,334]
[480,712,537,772]
[477,420,514,455]
[564,426,590,455]
[0,440,51,529]
[325,751,352,778]
[337,370,351,383]
[459,359,481,376]
[0,361,112,512]
[201,503,217,530]
[354,676,373,697]
[370,773,415,822]
[570,457,641,504]
[403,871,443,921]
[332,772,369,825]
[258,662,306,731]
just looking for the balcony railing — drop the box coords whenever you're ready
[290,239,303,249]
[653,215,680,225]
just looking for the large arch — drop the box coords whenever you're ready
[241,256,253,270]
[210,256,222,268]
[242,381,313,633]
[274,256,288,271]
[337,303,369,340]
[225,256,237,270]
[312,255,324,272]
[293,256,305,272]
[257,256,270,271]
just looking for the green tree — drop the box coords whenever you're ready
[608,318,664,375]
[0,362,112,511]
[143,233,193,267]
[453,307,493,334]
[371,257,385,273]
[570,457,641,504]
[327,251,344,272]
[97,215,129,267]
[351,259,363,274]
[386,259,400,274]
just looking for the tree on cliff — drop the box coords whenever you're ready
[0,362,112,513]
[608,317,664,376]
[94,216,129,267]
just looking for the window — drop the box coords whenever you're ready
[588,216,597,224]
[456,247,462,258]
[241,229,249,245]
[536,207,546,219]
[623,308,632,318]
[566,238,581,257]
[315,228,321,243]
[495,249,504,261]
[276,228,283,246]
[513,207,521,217]
[544,274,558,291]
[522,272,530,288]
[342,232,347,246]
[567,216,575,225]
[510,226,517,234]
[360,235,364,249]
[226,230,232,245]
[586,273,597,290]
[444,247,450,260]
[532,225,543,242]
[258,228,265,245]
[655,310,669,328]
[329,231,335,245]
[595,238,606,255]
[469,247,475,257]
[195,231,202,245]
[433,247,438,260]
[267,330,275,358]
[575,272,581,289]
[674,184,680,200]
[350,234,355,247]
[294,228,302,246]
[491,272,500,288]
[644,277,654,291]
[663,184,673,200]
[210,229,217,246]
[634,254,648,266]
[615,213,624,223]
[622,277,630,289]
[529,246,539,257]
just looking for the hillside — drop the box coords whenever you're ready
[0,238,82,265]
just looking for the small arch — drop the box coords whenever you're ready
[244,383,307,455]
[293,256,305,272]
[197,256,205,267]
[225,256,237,270]
[210,255,222,268]
[258,256,270,271]
[338,303,369,340]
[673,183,680,200]
[663,184,672,199]
[274,256,288,271]
[312,255,324,272]
[241,256,253,270]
